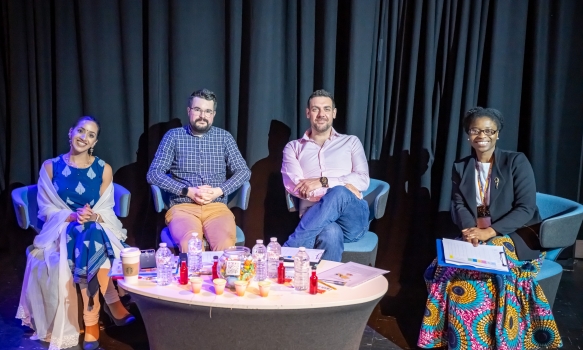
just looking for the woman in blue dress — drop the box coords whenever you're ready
[17,116,134,350]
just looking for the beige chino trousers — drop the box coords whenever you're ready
[165,202,237,252]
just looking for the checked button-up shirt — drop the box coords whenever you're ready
[147,125,251,207]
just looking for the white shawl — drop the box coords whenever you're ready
[16,166,126,350]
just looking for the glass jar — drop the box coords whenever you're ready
[217,246,256,289]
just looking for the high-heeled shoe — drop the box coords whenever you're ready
[103,303,136,326]
[83,340,100,350]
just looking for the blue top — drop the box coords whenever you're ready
[147,125,251,207]
[51,155,105,210]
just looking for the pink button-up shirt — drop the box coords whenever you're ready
[281,128,370,215]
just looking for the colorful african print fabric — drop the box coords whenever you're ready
[418,235,562,349]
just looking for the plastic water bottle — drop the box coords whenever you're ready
[156,243,173,286]
[187,232,203,275]
[293,247,310,291]
[266,237,282,279]
[252,239,268,281]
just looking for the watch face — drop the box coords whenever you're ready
[182,187,189,196]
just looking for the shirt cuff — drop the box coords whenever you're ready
[327,177,342,188]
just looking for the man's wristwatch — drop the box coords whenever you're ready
[181,187,189,196]
[320,177,329,188]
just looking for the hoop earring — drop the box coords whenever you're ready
[89,147,94,156]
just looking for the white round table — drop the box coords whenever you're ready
[118,260,388,350]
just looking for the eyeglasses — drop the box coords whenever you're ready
[189,107,214,117]
[468,128,498,136]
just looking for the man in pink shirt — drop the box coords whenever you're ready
[281,89,370,262]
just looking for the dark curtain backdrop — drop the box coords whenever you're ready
[2,0,583,345]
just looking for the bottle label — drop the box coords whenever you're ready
[225,261,242,276]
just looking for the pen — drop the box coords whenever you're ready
[319,279,346,286]
[318,280,337,290]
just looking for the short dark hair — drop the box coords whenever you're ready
[71,115,101,137]
[462,107,504,134]
[307,89,336,109]
[188,88,217,110]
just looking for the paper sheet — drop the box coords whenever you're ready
[316,262,389,287]
[442,238,508,272]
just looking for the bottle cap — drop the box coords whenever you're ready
[192,232,199,237]
[159,243,167,247]
[256,239,263,244]
[213,255,218,259]
[312,264,317,270]
[279,257,284,261]
[270,237,277,242]
[299,247,306,251]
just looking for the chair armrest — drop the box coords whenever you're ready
[363,180,390,221]
[373,187,389,220]
[113,183,131,218]
[227,181,251,210]
[150,185,167,213]
[285,191,299,213]
[11,188,30,230]
[539,211,583,249]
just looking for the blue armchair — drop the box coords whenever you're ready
[150,181,250,253]
[11,183,131,233]
[285,179,390,266]
[534,193,583,308]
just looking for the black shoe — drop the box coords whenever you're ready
[103,303,136,326]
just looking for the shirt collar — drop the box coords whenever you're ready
[301,127,340,142]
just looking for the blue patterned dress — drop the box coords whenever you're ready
[51,155,115,299]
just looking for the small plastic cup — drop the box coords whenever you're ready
[190,277,203,294]
[234,280,248,296]
[258,281,271,297]
[213,278,226,295]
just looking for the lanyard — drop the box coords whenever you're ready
[475,156,493,206]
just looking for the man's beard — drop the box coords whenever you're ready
[190,119,211,133]
[313,120,332,133]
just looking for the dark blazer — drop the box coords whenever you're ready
[451,147,541,234]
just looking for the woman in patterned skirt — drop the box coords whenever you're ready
[17,116,135,350]
[418,107,561,349]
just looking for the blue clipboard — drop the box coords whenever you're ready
[436,239,511,275]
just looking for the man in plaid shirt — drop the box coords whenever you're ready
[147,89,251,252]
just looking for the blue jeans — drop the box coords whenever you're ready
[283,186,369,262]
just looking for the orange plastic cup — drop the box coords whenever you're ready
[234,280,248,296]
[190,277,203,294]
[213,278,226,295]
[258,281,271,297]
